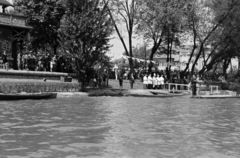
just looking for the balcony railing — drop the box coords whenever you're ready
[0,12,31,28]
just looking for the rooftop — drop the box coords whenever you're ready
[0,0,13,6]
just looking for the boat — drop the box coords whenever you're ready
[191,95,240,99]
[150,91,184,97]
[0,92,57,100]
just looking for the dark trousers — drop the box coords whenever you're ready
[148,84,153,89]
[130,82,134,89]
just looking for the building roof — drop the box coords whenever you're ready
[0,0,13,6]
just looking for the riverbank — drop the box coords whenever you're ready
[0,78,183,97]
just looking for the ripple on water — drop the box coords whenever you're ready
[0,97,240,158]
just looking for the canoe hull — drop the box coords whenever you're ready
[191,95,239,99]
[0,93,57,100]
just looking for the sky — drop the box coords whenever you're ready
[108,32,145,61]
[108,35,125,60]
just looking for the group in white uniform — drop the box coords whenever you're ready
[143,73,165,89]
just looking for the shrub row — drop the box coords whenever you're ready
[0,82,79,93]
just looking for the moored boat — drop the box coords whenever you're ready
[0,92,57,100]
[191,95,240,99]
[150,91,184,97]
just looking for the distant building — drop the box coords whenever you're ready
[154,44,239,72]
[153,45,208,71]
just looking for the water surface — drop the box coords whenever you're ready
[0,96,240,158]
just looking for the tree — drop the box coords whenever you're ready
[103,0,140,76]
[58,0,113,91]
[15,0,65,54]
[199,1,240,77]
[136,0,187,78]
[182,0,239,76]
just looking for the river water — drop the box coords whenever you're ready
[0,96,240,158]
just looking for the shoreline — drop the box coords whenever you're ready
[56,88,189,98]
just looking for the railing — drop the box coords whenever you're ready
[164,83,190,92]
[210,85,219,94]
[164,82,220,95]
[0,13,32,28]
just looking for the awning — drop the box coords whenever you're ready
[0,0,13,6]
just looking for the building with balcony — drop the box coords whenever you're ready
[0,0,32,69]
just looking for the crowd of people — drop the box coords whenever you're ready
[16,52,74,73]
[115,68,192,90]
[1,50,74,73]
[93,67,109,88]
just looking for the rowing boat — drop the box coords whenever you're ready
[191,95,239,99]
[0,92,57,100]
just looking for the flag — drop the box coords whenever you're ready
[122,55,127,60]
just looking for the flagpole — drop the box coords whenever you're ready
[145,43,147,73]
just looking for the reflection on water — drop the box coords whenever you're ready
[0,97,240,158]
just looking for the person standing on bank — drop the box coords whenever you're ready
[159,75,165,89]
[156,74,160,89]
[118,70,123,90]
[148,74,153,89]
[2,51,8,70]
[17,52,22,70]
[129,73,135,89]
[143,74,148,89]
[152,73,157,89]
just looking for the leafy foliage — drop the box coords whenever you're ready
[104,0,140,75]
[15,0,65,54]
[58,0,113,91]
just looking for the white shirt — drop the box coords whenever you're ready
[143,76,148,84]
[159,76,164,85]
[148,76,153,84]
[157,77,161,85]
[152,76,157,86]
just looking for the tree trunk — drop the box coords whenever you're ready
[223,58,231,79]
[78,71,86,92]
[80,80,85,92]
[54,45,57,55]
[148,48,156,75]
[128,58,134,75]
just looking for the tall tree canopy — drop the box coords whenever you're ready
[182,0,240,75]
[137,0,186,77]
[104,0,140,75]
[15,0,65,54]
[58,0,113,91]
